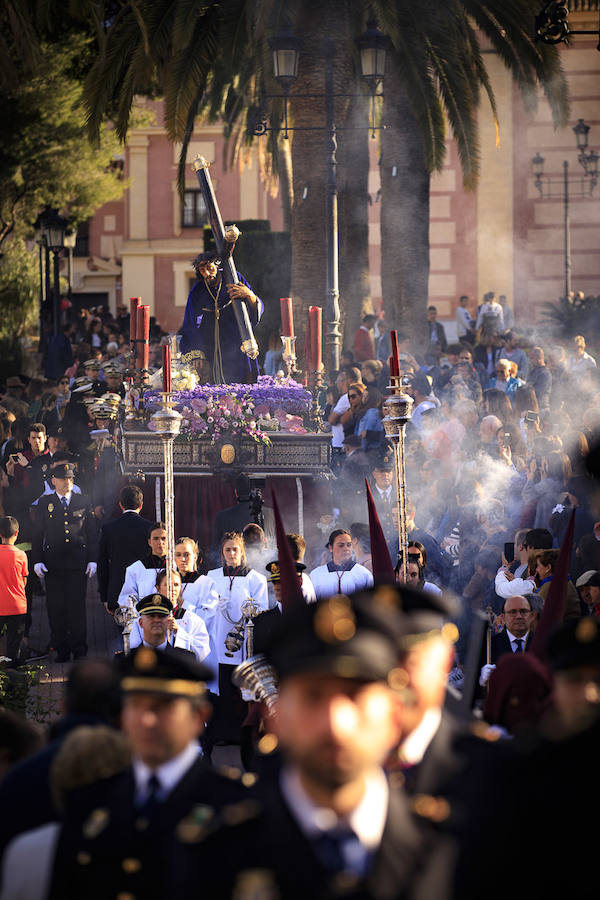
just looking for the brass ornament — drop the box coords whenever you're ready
[220,443,236,465]
[134,647,156,671]
[82,807,110,839]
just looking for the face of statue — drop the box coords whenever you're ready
[198,261,218,282]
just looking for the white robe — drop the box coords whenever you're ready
[118,558,165,608]
[309,563,374,600]
[207,567,268,672]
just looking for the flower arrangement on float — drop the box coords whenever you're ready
[145,376,312,444]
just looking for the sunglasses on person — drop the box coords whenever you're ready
[348,393,359,399]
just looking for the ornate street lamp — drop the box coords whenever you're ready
[40,208,67,336]
[249,18,390,377]
[532,119,597,298]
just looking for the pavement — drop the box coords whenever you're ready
[2,578,122,726]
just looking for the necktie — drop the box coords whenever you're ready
[514,638,523,653]
[138,773,161,819]
[61,496,68,509]
[312,827,367,876]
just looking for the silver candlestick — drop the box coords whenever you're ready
[382,376,413,584]
[150,393,182,604]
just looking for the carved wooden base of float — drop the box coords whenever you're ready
[121,430,332,477]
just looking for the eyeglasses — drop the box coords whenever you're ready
[348,393,359,399]
[505,609,532,616]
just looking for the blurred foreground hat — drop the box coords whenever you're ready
[118,646,212,697]
[6,376,25,389]
[371,583,459,648]
[547,618,600,671]
[51,463,75,479]
[264,590,406,683]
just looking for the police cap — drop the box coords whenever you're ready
[264,589,406,683]
[52,463,75,479]
[136,593,172,616]
[118,646,213,697]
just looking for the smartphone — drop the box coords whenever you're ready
[504,542,515,564]
[524,410,539,424]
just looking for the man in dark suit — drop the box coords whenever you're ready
[32,463,98,662]
[49,648,247,900]
[210,474,274,564]
[174,590,448,899]
[97,484,154,614]
[479,595,534,689]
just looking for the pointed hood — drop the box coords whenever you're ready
[531,509,576,660]
[271,489,304,610]
[365,479,395,584]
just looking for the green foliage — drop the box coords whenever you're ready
[540,293,600,338]
[0,662,58,723]
[0,234,38,372]
[0,35,125,249]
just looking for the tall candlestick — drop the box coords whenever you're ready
[136,305,150,373]
[280,297,294,338]
[162,344,171,393]
[309,306,322,372]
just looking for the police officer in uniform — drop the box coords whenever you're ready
[174,589,452,899]
[49,647,250,900]
[32,463,98,661]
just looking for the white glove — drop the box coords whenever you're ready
[86,562,97,578]
[479,663,496,687]
[34,563,48,578]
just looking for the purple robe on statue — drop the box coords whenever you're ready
[179,270,262,383]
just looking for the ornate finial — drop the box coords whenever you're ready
[192,155,210,172]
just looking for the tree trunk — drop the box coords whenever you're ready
[338,89,372,353]
[288,1,353,374]
[275,137,293,233]
[380,58,430,349]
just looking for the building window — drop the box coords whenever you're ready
[73,220,90,257]
[182,191,207,228]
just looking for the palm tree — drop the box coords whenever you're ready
[75,0,567,361]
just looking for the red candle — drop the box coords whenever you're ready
[136,305,150,372]
[309,306,322,372]
[305,311,313,373]
[388,354,399,378]
[130,297,141,343]
[390,329,400,377]
[280,297,294,338]
[162,344,171,393]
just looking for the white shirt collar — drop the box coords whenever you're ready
[375,485,392,499]
[397,707,442,767]
[133,739,201,801]
[56,490,72,505]
[280,764,388,851]
[506,629,529,648]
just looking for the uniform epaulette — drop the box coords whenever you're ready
[176,799,261,844]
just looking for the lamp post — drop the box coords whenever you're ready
[64,227,78,306]
[250,17,389,375]
[532,119,598,299]
[40,208,67,336]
